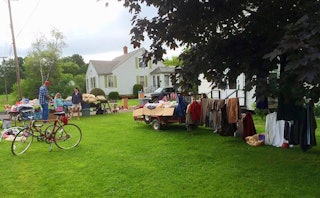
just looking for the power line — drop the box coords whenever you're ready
[16,0,41,38]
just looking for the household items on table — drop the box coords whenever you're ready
[81,94,119,115]
[8,99,38,122]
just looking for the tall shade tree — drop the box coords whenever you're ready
[0,58,21,94]
[22,28,66,99]
[163,56,183,67]
[60,54,88,75]
[108,0,320,103]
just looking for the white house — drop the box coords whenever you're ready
[198,73,256,110]
[86,46,175,96]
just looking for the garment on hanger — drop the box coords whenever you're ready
[189,100,201,122]
[200,98,209,126]
[226,98,241,124]
[299,101,317,152]
[211,99,225,133]
[265,112,285,147]
[185,104,193,126]
[174,94,188,117]
[242,112,256,140]
[219,103,237,136]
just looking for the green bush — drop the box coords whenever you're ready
[89,88,105,96]
[108,91,120,100]
[133,84,143,98]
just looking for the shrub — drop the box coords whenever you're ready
[108,91,120,100]
[133,84,143,98]
[90,88,105,96]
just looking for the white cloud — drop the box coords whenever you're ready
[0,0,182,63]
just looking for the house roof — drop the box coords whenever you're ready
[89,60,119,75]
[89,48,145,75]
[150,66,175,75]
[112,48,145,62]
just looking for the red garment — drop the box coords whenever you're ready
[189,101,201,121]
[242,112,257,140]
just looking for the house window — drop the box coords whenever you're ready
[153,76,156,87]
[164,75,170,86]
[108,77,114,87]
[86,79,89,89]
[157,76,160,88]
[90,77,96,88]
[139,58,147,68]
[138,76,146,86]
[136,75,148,87]
[105,75,116,88]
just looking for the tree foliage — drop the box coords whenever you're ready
[0,58,19,95]
[111,0,320,102]
[60,54,88,75]
[163,56,183,67]
[17,28,87,100]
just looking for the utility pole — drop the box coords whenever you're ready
[0,57,8,102]
[8,0,22,99]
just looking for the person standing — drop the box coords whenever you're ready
[54,93,64,112]
[38,80,52,120]
[70,87,82,120]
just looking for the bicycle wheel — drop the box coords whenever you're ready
[11,128,34,155]
[54,124,82,149]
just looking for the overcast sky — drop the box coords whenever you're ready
[0,0,181,63]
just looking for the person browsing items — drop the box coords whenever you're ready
[70,87,82,120]
[38,80,52,120]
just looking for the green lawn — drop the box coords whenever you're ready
[0,111,319,197]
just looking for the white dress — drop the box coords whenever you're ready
[265,112,285,147]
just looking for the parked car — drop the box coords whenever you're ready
[151,87,176,101]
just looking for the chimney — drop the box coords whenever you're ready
[123,46,128,54]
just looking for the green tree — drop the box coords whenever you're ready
[110,0,320,103]
[0,58,19,95]
[52,73,75,98]
[163,56,183,67]
[264,2,320,103]
[73,74,86,94]
[60,61,80,76]
[22,28,66,99]
[60,54,88,75]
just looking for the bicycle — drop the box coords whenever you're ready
[11,111,82,155]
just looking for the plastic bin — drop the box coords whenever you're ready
[2,119,12,129]
[81,108,90,116]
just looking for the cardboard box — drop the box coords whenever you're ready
[133,107,175,117]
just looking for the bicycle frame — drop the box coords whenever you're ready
[12,111,82,155]
[24,118,64,148]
